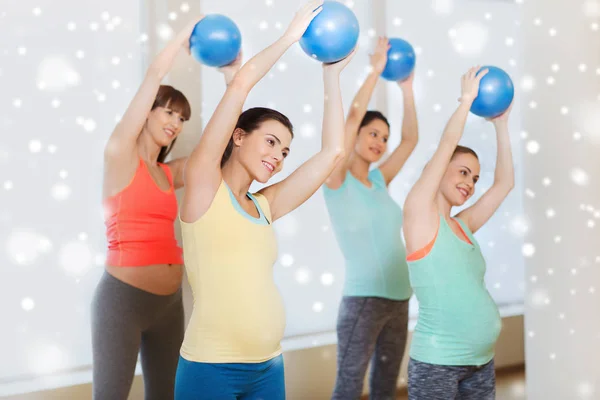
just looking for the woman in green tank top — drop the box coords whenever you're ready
[403,66,515,399]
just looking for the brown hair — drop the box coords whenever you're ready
[451,145,478,161]
[151,85,192,163]
[359,110,390,131]
[221,107,294,167]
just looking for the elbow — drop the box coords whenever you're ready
[227,75,252,96]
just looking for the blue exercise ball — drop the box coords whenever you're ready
[470,66,514,118]
[189,15,241,67]
[381,38,416,81]
[299,1,359,63]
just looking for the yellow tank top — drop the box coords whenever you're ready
[179,180,286,363]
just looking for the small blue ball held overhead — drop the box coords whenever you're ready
[470,66,514,119]
[299,1,360,63]
[189,15,241,67]
[381,38,416,82]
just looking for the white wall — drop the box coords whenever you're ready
[520,1,600,399]
[0,0,144,383]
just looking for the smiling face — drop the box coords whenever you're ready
[144,85,191,162]
[440,152,481,207]
[146,105,186,148]
[354,118,390,163]
[234,119,293,183]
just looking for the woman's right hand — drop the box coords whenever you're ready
[460,66,488,103]
[283,0,324,43]
[180,16,206,54]
[370,37,390,74]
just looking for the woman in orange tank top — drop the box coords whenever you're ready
[91,17,242,400]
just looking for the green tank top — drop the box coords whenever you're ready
[408,215,502,366]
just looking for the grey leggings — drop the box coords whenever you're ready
[91,271,184,400]
[408,358,496,400]
[332,296,409,400]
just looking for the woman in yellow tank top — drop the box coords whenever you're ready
[175,1,356,398]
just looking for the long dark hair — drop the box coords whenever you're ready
[221,107,294,167]
[151,85,191,163]
[359,110,390,131]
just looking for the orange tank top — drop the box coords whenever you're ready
[103,158,183,266]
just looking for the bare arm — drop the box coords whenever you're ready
[325,37,390,189]
[379,73,419,185]
[181,0,324,222]
[104,18,202,161]
[456,105,515,233]
[403,66,487,251]
[167,56,243,188]
[260,50,356,221]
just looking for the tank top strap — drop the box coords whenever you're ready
[159,162,175,188]
[252,192,272,223]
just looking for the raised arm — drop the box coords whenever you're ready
[325,37,389,189]
[260,50,356,221]
[104,18,202,161]
[456,105,514,233]
[166,54,243,189]
[378,72,419,185]
[181,1,323,222]
[403,67,487,250]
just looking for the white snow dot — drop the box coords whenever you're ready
[29,140,42,153]
[522,243,535,257]
[22,297,35,311]
[4,181,13,190]
[520,76,535,91]
[295,267,311,284]
[546,208,555,218]
[542,177,551,186]
[571,168,589,186]
[13,98,22,108]
[321,273,334,286]
[83,119,97,132]
[180,3,190,12]
[526,140,540,154]
[51,183,71,201]
[312,302,324,312]
[280,253,294,267]
[67,22,76,31]
[168,12,177,21]
[33,7,41,16]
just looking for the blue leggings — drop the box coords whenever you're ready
[174,354,285,400]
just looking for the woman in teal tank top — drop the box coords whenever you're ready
[323,37,419,400]
[403,66,515,399]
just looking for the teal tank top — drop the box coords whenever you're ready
[323,169,411,300]
[408,216,502,366]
